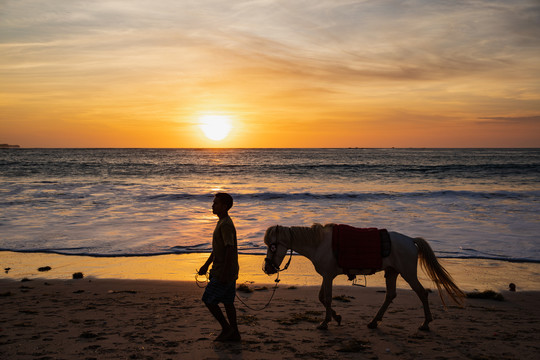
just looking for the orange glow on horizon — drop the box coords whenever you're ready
[1,1,539,148]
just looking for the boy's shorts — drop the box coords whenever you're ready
[202,277,236,305]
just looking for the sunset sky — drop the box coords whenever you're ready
[1,0,539,148]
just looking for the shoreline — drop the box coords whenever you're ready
[2,251,539,292]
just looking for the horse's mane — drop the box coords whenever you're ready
[265,223,334,247]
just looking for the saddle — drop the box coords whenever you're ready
[331,224,391,279]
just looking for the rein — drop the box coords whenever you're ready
[195,225,295,311]
[195,270,282,311]
[194,271,209,288]
[236,242,293,311]
[235,226,294,311]
[268,247,293,273]
[282,247,293,270]
[234,273,281,311]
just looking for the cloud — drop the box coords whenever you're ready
[1,0,539,147]
[3,0,539,80]
[477,116,540,124]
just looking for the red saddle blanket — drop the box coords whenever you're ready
[332,224,389,271]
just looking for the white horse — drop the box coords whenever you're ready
[263,224,465,331]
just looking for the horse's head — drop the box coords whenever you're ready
[263,225,290,275]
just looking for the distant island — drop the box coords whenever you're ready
[0,144,20,148]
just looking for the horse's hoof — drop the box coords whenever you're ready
[335,314,342,326]
[419,324,430,331]
[317,323,328,330]
[367,321,378,329]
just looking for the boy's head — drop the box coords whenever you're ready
[214,192,234,211]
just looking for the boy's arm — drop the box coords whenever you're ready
[220,245,235,283]
[198,251,214,275]
[219,221,236,282]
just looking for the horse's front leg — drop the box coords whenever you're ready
[317,276,340,330]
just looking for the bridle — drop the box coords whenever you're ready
[263,225,294,275]
[264,245,293,274]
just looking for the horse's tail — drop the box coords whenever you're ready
[414,237,466,306]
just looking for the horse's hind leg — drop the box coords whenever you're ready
[317,276,340,330]
[402,273,432,331]
[368,268,398,329]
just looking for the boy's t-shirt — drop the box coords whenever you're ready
[210,216,239,282]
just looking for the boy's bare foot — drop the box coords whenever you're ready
[226,329,241,342]
[214,329,230,342]
[214,328,241,342]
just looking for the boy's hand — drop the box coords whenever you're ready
[198,266,208,276]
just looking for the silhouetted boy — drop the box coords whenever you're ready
[198,193,240,341]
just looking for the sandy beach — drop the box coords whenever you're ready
[1,252,540,359]
[1,279,539,360]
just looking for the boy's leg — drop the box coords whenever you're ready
[205,303,232,340]
[202,279,239,341]
[224,303,241,341]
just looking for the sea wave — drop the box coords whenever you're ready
[2,162,539,179]
[144,190,539,202]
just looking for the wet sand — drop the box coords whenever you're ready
[1,251,539,291]
[1,252,539,359]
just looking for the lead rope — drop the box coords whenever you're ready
[195,271,209,288]
[195,270,282,311]
[235,245,293,311]
[235,272,281,311]
[195,227,294,311]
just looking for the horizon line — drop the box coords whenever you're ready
[2,147,539,150]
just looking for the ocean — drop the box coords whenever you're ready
[1,148,539,263]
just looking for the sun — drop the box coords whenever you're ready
[198,115,233,141]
